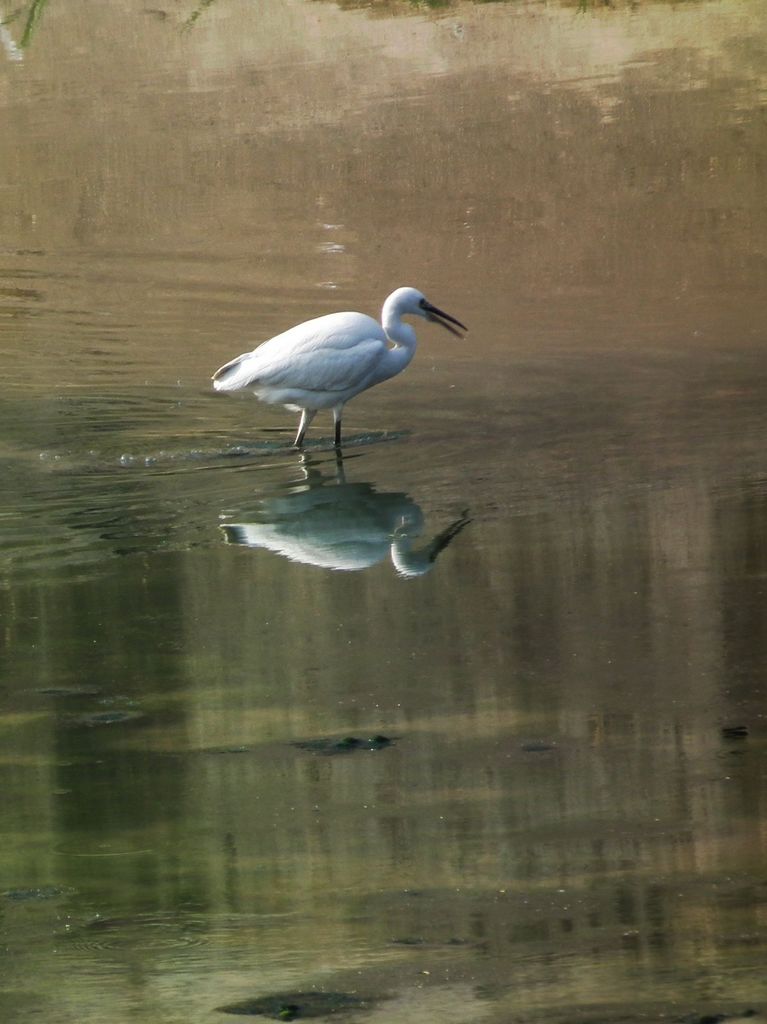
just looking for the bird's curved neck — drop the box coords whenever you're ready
[378,306,417,383]
[382,300,417,350]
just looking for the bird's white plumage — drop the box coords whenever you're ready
[212,287,466,446]
[213,312,388,405]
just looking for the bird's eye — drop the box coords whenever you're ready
[418,298,427,308]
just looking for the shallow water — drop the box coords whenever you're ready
[2,1,767,1022]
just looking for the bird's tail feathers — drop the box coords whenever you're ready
[212,353,256,392]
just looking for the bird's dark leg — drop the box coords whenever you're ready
[333,405,343,448]
[333,447,346,481]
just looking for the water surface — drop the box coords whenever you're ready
[1,1,767,1022]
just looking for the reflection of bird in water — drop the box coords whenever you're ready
[220,456,470,578]
[212,287,466,448]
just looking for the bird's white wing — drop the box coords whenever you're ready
[213,313,387,394]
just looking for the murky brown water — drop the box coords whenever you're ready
[2,1,767,1022]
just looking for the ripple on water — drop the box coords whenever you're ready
[59,910,305,972]
[2,886,76,902]
[0,382,412,585]
[65,912,212,954]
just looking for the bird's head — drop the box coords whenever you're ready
[386,287,467,338]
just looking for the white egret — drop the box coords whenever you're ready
[212,286,466,447]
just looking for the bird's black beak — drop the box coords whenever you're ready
[422,300,467,338]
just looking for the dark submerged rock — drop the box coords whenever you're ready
[216,990,377,1018]
[36,687,102,698]
[293,735,394,756]
[521,740,557,753]
[721,725,749,740]
[67,710,145,727]
[677,1011,759,1024]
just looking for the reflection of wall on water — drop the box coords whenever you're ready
[219,455,470,577]
[0,546,192,902]
[2,451,765,1013]
[167,462,767,986]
